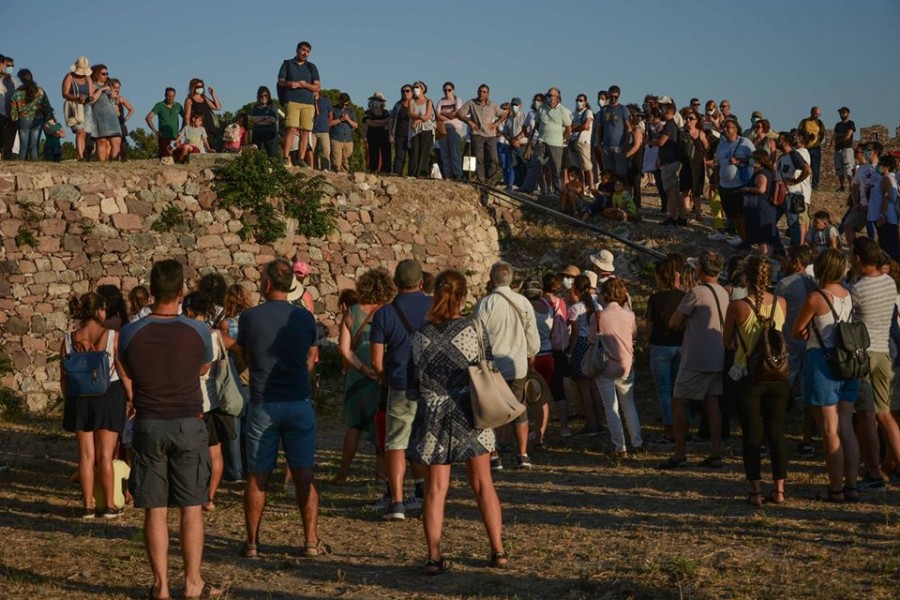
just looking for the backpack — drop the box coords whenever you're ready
[810,290,871,380]
[63,332,112,398]
[276,59,291,106]
[223,123,241,144]
[736,298,789,382]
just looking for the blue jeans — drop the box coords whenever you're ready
[438,124,462,179]
[498,144,512,187]
[649,345,681,426]
[17,119,43,160]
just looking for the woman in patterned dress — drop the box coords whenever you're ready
[407,270,509,575]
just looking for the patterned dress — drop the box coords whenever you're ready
[407,318,496,465]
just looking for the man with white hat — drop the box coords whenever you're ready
[589,250,630,309]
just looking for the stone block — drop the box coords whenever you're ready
[111,213,143,230]
[100,197,119,214]
[197,234,224,249]
[78,204,101,221]
[40,218,67,236]
[47,183,81,203]
[125,198,152,217]
[5,316,29,335]
[37,237,60,253]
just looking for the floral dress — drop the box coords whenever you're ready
[407,318,496,465]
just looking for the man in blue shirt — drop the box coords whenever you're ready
[277,41,320,167]
[370,259,433,520]
[238,258,325,558]
[308,91,332,169]
[597,85,632,179]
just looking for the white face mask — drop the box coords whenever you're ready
[577,100,585,109]
[706,108,714,115]
[412,88,421,98]
[599,99,609,107]
[512,105,520,114]
[561,277,574,290]
[534,101,543,109]
[195,87,204,95]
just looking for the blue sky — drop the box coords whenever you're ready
[3,0,897,135]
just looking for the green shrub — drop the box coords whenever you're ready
[151,203,187,233]
[212,149,336,244]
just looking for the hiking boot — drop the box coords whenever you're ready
[404,495,424,510]
[368,492,391,511]
[382,502,406,521]
[490,456,504,472]
[515,454,533,469]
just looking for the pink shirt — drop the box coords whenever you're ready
[592,302,636,378]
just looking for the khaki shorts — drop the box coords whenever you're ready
[385,387,417,451]
[507,377,528,425]
[660,162,682,193]
[285,101,315,131]
[673,368,723,401]
[798,208,810,226]
[857,351,893,412]
[570,141,592,171]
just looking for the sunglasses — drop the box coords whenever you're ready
[479,90,489,94]
[402,89,411,93]
[100,72,109,76]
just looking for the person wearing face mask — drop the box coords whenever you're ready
[0,54,21,160]
[363,92,391,173]
[184,77,222,151]
[328,92,358,173]
[597,85,633,183]
[520,87,571,197]
[845,142,882,245]
[499,97,527,190]
[436,82,463,180]
[521,94,547,193]
[568,94,594,190]
[390,85,413,175]
[590,89,609,178]
[404,81,435,178]
[456,84,509,182]
[702,100,722,132]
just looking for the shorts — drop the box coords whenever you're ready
[844,207,867,231]
[245,400,317,472]
[157,137,174,157]
[204,408,236,446]
[673,368,724,401]
[834,148,855,177]
[569,141,592,171]
[506,377,528,425]
[63,380,127,434]
[601,146,628,177]
[802,348,861,407]
[129,417,210,509]
[660,162,682,193]
[385,387,418,451]
[856,351,893,412]
[285,102,315,131]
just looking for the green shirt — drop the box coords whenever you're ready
[536,103,572,147]
[150,101,184,138]
[44,121,63,148]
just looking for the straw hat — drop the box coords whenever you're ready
[70,56,91,77]
[589,250,616,273]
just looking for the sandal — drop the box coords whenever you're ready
[424,557,452,576]
[183,582,226,600]
[241,542,259,559]
[698,456,724,469]
[765,490,786,505]
[842,486,860,503]
[302,539,333,557]
[746,492,762,508]
[816,488,845,503]
[202,501,216,512]
[489,551,510,569]
[146,585,170,600]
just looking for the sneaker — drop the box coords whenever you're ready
[368,493,391,512]
[653,436,676,449]
[856,475,886,491]
[490,456,504,472]
[796,443,815,458]
[80,510,96,521]
[383,502,406,521]
[99,507,123,519]
[516,454,533,469]
[403,495,423,510]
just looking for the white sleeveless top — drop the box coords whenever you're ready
[806,290,852,350]
[65,329,120,382]
[199,329,224,412]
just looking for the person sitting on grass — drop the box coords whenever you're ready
[580,170,615,221]
[175,112,214,162]
[805,210,840,255]
[560,166,585,215]
[602,177,638,222]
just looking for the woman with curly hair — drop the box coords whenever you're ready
[723,255,789,507]
[335,268,396,483]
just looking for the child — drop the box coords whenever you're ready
[560,166,584,214]
[223,113,250,153]
[43,118,65,162]
[602,177,638,222]
[581,170,615,221]
[175,113,214,162]
[805,210,840,255]
[127,285,150,323]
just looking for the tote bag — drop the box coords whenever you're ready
[468,322,525,429]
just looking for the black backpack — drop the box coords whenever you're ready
[810,290,870,380]
[736,298,789,382]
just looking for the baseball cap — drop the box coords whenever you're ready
[838,106,850,113]
[511,97,522,106]
[394,259,423,288]
[751,110,763,120]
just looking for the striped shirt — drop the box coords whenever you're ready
[850,274,896,353]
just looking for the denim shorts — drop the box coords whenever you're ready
[245,400,316,472]
[130,417,210,509]
[803,348,861,407]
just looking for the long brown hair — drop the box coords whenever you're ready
[427,270,467,324]
[742,255,772,311]
[572,274,594,321]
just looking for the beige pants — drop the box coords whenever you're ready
[307,132,331,169]
[331,140,353,172]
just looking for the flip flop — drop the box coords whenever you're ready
[424,557,452,576]
[146,585,170,600]
[183,582,226,600]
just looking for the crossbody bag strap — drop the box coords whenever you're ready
[816,289,841,322]
[391,299,414,335]
[494,291,526,332]
[350,306,379,351]
[809,289,837,350]
[702,283,725,329]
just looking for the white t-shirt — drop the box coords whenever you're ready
[853,163,878,207]
[776,148,812,206]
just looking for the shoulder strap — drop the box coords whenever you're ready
[391,299,415,335]
[816,289,841,323]
[64,332,74,356]
[350,306,378,351]
[494,291,527,332]
[702,283,725,328]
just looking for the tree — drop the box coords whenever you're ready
[128,127,158,159]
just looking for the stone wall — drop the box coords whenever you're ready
[0,163,501,412]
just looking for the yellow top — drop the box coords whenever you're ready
[734,300,785,367]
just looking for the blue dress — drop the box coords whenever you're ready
[91,88,122,138]
[744,168,779,246]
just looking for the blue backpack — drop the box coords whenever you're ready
[64,332,112,398]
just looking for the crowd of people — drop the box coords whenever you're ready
[59,232,900,593]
